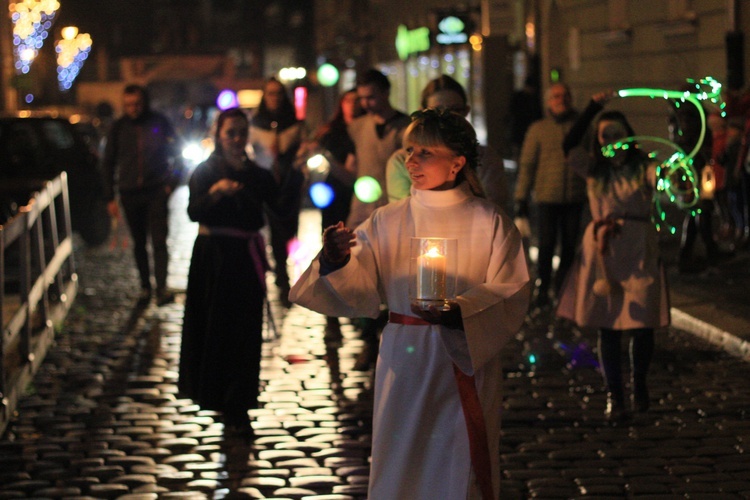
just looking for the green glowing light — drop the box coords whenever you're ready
[528,354,537,364]
[406,345,415,354]
[613,76,722,233]
[354,176,383,203]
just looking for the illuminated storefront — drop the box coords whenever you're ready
[379,13,489,145]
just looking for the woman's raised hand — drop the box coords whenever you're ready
[322,221,355,264]
[209,178,243,196]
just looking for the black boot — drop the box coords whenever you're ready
[632,379,650,413]
[599,329,630,422]
[630,328,654,413]
[605,393,631,423]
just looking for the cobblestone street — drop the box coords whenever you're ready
[1,186,750,499]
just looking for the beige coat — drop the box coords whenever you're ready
[346,112,410,227]
[557,174,670,329]
[514,114,587,205]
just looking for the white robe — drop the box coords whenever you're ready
[290,183,531,499]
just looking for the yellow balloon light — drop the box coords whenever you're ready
[354,176,383,203]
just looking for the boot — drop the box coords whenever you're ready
[605,393,631,423]
[632,378,650,413]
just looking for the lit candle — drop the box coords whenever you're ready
[416,245,447,299]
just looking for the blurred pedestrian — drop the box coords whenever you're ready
[291,109,530,498]
[721,88,750,247]
[249,77,306,307]
[179,108,278,435]
[346,68,411,370]
[557,106,669,422]
[508,74,543,161]
[102,84,183,306]
[514,82,587,311]
[668,90,720,273]
[386,74,509,212]
[295,88,362,342]
[717,117,748,244]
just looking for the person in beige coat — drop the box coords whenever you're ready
[556,108,669,423]
[514,83,587,309]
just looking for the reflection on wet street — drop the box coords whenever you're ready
[1,187,750,498]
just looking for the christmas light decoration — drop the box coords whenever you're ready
[56,26,92,91]
[10,0,60,74]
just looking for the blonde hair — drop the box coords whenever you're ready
[405,108,484,197]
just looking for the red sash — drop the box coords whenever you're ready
[388,312,495,499]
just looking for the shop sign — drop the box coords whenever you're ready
[436,15,469,45]
[395,24,431,61]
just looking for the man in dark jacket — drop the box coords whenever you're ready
[103,84,183,305]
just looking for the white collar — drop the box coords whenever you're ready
[410,182,472,208]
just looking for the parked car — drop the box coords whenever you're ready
[0,116,110,246]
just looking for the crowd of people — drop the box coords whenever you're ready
[101,72,750,498]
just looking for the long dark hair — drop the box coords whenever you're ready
[588,110,648,194]
[252,77,297,130]
[314,88,361,141]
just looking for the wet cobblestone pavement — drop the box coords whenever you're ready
[1,186,750,499]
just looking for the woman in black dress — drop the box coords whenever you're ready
[179,108,278,433]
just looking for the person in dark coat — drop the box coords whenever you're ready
[102,84,183,305]
[179,108,278,435]
[294,88,362,341]
[249,78,306,307]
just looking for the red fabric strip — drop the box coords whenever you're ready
[388,310,495,498]
[453,364,495,500]
[388,311,430,325]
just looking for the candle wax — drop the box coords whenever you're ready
[416,247,447,299]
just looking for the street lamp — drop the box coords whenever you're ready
[9,0,60,74]
[55,25,92,91]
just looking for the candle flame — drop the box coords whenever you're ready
[425,246,443,257]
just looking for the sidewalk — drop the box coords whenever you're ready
[664,239,750,361]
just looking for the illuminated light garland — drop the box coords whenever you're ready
[605,77,723,233]
[9,0,60,74]
[56,27,92,91]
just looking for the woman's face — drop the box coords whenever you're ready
[264,81,285,112]
[597,119,628,147]
[218,116,249,160]
[404,140,465,191]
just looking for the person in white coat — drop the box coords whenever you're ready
[291,108,530,499]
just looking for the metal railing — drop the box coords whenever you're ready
[0,173,78,435]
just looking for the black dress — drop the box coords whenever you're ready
[179,152,278,425]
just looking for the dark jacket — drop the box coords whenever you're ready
[103,111,182,200]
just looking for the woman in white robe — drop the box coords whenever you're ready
[291,109,530,499]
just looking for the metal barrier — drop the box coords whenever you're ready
[0,173,78,436]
